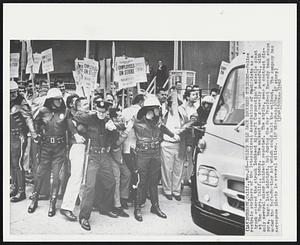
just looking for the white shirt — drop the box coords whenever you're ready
[121,104,141,153]
[181,102,198,120]
[161,102,168,117]
[194,99,200,109]
[163,111,181,142]
[63,91,71,103]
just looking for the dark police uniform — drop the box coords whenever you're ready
[10,94,37,202]
[28,101,68,216]
[73,102,116,229]
[133,117,174,212]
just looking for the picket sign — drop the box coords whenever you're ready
[10,53,20,78]
[41,48,54,74]
[114,56,147,90]
[73,58,99,105]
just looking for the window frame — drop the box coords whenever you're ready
[213,65,245,126]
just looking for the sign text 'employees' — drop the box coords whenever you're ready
[114,56,147,89]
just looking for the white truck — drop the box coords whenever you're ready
[191,55,245,235]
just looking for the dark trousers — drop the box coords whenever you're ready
[123,152,135,201]
[10,134,27,191]
[135,149,161,207]
[31,141,51,196]
[58,157,70,198]
[33,142,66,197]
[80,152,116,220]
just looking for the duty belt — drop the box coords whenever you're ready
[42,136,65,144]
[136,141,160,150]
[90,146,110,154]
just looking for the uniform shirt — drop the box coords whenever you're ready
[134,117,174,145]
[73,112,113,148]
[35,107,68,137]
[121,104,141,153]
[10,94,37,138]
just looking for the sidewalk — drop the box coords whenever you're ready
[9,184,211,237]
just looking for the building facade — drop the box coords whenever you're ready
[10,40,229,91]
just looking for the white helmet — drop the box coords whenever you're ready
[201,95,215,105]
[10,81,19,91]
[46,88,63,99]
[143,94,161,107]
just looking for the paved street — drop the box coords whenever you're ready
[10,184,211,238]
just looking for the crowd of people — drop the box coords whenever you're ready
[10,77,219,231]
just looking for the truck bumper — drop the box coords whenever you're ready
[191,200,245,235]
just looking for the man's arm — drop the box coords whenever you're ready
[114,119,134,146]
[20,102,38,139]
[160,124,175,138]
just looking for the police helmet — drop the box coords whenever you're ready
[46,88,63,99]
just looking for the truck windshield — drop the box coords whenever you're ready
[214,66,245,125]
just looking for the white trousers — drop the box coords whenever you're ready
[60,143,86,211]
[160,141,184,196]
[23,136,31,171]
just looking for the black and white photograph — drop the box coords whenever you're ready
[3,3,297,242]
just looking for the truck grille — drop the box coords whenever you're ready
[228,179,244,193]
[227,179,245,211]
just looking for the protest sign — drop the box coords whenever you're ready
[73,70,85,97]
[25,46,34,74]
[82,58,99,99]
[216,61,230,87]
[10,53,20,78]
[74,58,99,100]
[99,59,106,90]
[75,59,84,83]
[32,53,42,74]
[114,57,147,89]
[74,59,85,96]
[41,48,54,74]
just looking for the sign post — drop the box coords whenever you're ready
[208,74,210,91]
[47,73,51,87]
[20,41,26,81]
[122,89,125,109]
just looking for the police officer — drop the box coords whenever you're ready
[73,99,116,231]
[133,94,180,222]
[10,81,38,202]
[28,88,68,217]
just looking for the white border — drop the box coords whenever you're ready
[3,3,297,242]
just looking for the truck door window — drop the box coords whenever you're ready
[214,66,245,125]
